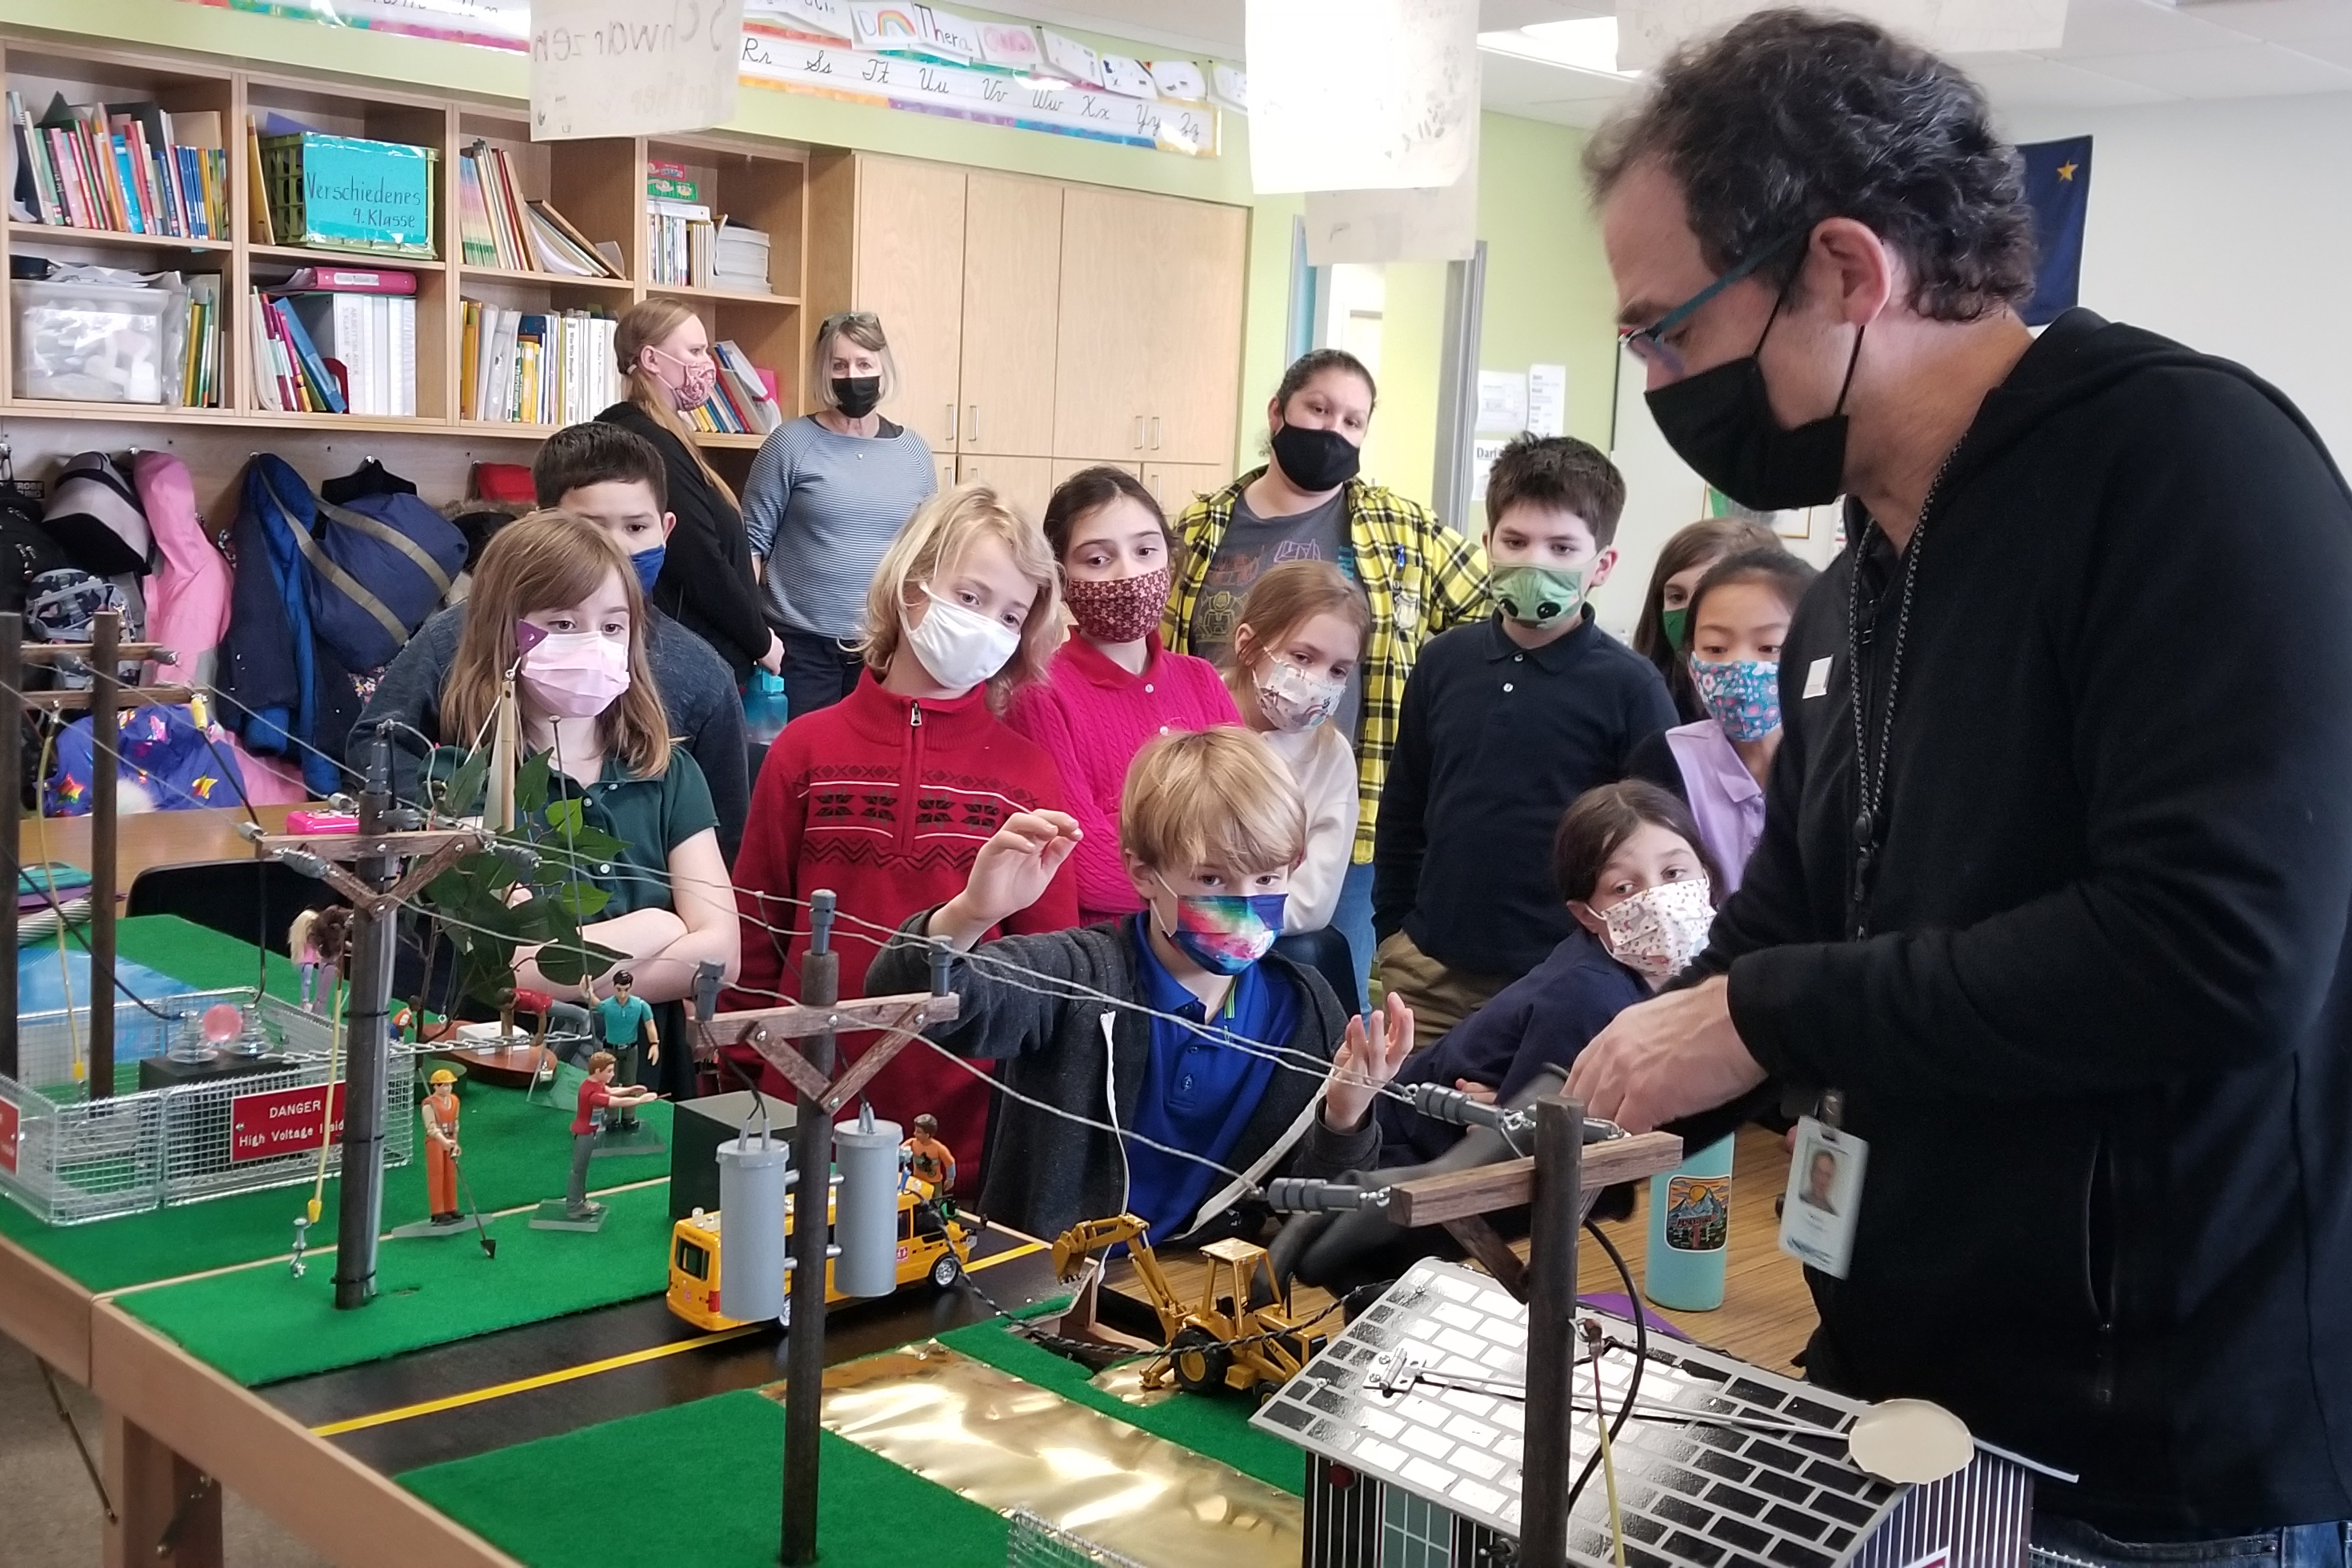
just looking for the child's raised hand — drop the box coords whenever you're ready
[934,810,1083,948]
[1324,990,1414,1132]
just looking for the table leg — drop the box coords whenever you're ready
[103,1410,223,1568]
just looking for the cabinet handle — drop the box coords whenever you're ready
[1149,416,1162,450]
[1133,415,1145,450]
[946,403,958,441]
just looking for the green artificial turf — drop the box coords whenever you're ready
[399,1389,1011,1568]
[937,1318,1306,1496]
[118,1182,675,1385]
[0,917,674,1293]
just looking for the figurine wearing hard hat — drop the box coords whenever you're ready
[423,1069,462,1225]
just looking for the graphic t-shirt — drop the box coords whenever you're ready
[1186,489,1366,742]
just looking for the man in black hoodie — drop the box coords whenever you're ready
[1565,11,2352,1558]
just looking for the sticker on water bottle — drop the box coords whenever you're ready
[1778,1116,1868,1278]
[1662,1174,1730,1253]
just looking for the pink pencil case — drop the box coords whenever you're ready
[286,810,360,835]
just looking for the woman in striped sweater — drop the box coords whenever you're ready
[741,310,938,720]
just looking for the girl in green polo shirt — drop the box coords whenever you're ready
[437,510,742,1013]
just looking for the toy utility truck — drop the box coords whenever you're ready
[667,1173,970,1330]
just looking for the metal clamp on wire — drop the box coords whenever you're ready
[1265,1177,1392,1214]
[491,842,541,880]
[1400,1082,1629,1146]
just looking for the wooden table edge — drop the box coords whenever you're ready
[0,1228,94,1383]
[90,1303,524,1568]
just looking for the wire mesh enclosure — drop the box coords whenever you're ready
[1003,1506,1151,1568]
[0,990,419,1225]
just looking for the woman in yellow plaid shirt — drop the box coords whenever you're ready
[1162,349,1490,989]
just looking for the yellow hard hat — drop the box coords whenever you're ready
[429,1069,457,1086]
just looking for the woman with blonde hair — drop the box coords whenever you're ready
[725,483,1077,1178]
[430,511,739,1086]
[597,298,782,682]
[740,310,938,718]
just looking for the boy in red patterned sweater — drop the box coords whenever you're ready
[726,485,1078,1188]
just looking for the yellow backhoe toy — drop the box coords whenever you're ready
[1050,1212,1329,1401]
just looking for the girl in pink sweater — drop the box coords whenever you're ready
[1007,466,1240,922]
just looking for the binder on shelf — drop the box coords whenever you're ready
[282,266,417,294]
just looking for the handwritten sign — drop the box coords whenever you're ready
[298,136,436,250]
[230,1081,350,1165]
[1247,0,1478,194]
[0,1091,18,1176]
[739,26,1218,156]
[532,0,750,141]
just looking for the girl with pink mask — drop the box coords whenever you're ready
[1006,467,1240,924]
[431,511,740,1063]
[596,300,783,684]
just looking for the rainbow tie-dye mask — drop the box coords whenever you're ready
[1154,881,1286,977]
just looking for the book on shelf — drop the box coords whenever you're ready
[244,118,274,244]
[460,299,618,425]
[648,198,718,287]
[10,92,226,240]
[281,265,416,294]
[283,287,417,417]
[711,340,782,435]
[711,219,771,294]
[178,274,222,409]
[458,142,621,278]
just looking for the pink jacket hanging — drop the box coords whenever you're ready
[131,450,232,686]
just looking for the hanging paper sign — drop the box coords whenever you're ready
[230,1080,350,1164]
[1149,60,1207,101]
[1039,28,1106,87]
[1305,101,1479,263]
[849,2,926,51]
[746,0,850,41]
[1247,0,1478,193]
[1101,54,1158,99]
[741,26,1218,154]
[923,6,985,61]
[0,1090,18,1175]
[976,22,1042,70]
[531,0,748,139]
[1211,63,1249,113]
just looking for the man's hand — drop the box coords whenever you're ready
[931,811,1082,949]
[1325,991,1414,1132]
[1566,975,1766,1133]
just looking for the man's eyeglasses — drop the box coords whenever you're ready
[1618,230,1807,379]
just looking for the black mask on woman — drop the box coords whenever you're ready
[1645,290,1864,512]
[831,376,882,418]
[1270,422,1362,493]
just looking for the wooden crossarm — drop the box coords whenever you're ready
[20,685,194,710]
[246,829,486,863]
[1385,1129,1683,1226]
[818,1002,933,1114]
[698,992,960,1049]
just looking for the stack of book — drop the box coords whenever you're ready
[457,143,622,278]
[460,302,620,426]
[647,172,715,286]
[711,222,770,294]
[680,340,783,436]
[179,274,222,408]
[9,92,228,238]
[250,266,418,417]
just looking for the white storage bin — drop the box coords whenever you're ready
[14,278,184,404]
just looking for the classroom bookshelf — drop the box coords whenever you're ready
[0,35,809,515]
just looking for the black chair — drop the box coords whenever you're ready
[126,859,344,954]
[1273,926,1362,1018]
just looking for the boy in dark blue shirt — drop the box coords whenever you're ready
[1374,436,1676,1046]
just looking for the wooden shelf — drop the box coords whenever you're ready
[690,431,771,449]
[645,282,799,308]
[456,264,631,292]
[9,222,231,254]
[249,243,446,272]
[449,418,568,439]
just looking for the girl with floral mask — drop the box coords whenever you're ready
[1378,781,1720,1164]
[868,727,1414,1242]
[1221,561,1369,938]
[433,511,740,1040]
[1007,467,1240,925]
[723,484,1075,1186]
[1626,546,1817,895]
[598,299,784,685]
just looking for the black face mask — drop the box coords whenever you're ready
[1646,292,1864,512]
[831,376,882,418]
[1270,422,1362,493]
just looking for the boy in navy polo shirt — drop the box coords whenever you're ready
[1374,436,1675,1047]
[868,728,1411,1242]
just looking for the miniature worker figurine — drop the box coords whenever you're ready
[902,1114,957,1195]
[422,1068,462,1225]
[290,909,325,1012]
[567,1051,656,1221]
[592,971,658,1131]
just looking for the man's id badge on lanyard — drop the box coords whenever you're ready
[1778,1114,1868,1278]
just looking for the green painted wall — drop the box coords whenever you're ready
[1476,114,1619,452]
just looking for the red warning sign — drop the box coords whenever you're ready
[229,1082,348,1164]
[0,1092,18,1175]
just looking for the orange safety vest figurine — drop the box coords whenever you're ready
[423,1069,462,1224]
[901,1114,957,1194]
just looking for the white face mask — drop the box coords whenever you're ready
[903,589,1021,693]
[1254,660,1346,732]
[1598,877,1715,986]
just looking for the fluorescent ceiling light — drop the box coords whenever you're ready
[1478,16,1638,78]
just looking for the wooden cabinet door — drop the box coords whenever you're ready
[956,454,1055,527]
[958,173,1062,458]
[854,155,967,453]
[1141,462,1234,514]
[1053,184,1162,465]
[1146,198,1249,467]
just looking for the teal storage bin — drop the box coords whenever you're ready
[1646,1132,1734,1310]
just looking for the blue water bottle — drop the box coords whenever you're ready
[1645,1133,1734,1311]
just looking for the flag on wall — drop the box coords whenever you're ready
[2018,135,2093,326]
